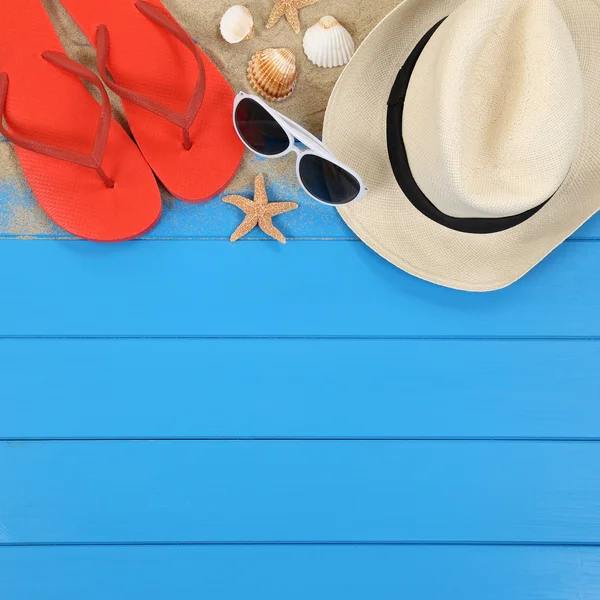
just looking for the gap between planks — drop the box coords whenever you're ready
[2,437,600,442]
[1,335,600,340]
[2,541,600,548]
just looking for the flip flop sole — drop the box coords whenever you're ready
[0,0,162,242]
[60,0,245,202]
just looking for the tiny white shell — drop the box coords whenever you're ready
[303,16,355,68]
[220,5,254,44]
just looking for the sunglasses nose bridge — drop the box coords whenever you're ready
[234,94,365,206]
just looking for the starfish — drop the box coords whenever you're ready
[223,174,298,243]
[266,0,319,34]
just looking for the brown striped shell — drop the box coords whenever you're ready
[247,48,297,102]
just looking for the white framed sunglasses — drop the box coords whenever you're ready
[233,92,367,206]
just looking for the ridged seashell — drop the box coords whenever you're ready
[247,48,297,102]
[220,5,254,44]
[303,16,355,68]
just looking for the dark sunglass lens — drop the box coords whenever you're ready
[299,154,361,205]
[235,98,290,156]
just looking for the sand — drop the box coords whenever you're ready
[0,0,400,234]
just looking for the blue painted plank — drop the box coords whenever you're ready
[0,240,599,336]
[1,545,599,600]
[1,440,599,543]
[0,175,599,240]
[1,339,599,439]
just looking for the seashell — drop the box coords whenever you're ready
[247,48,297,102]
[303,16,355,68]
[220,5,254,44]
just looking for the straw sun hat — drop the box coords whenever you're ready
[323,0,600,291]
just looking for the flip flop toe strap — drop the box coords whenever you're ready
[96,0,207,151]
[0,51,114,188]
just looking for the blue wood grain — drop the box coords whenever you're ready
[1,440,599,543]
[1,339,599,439]
[1,546,599,600]
[0,240,599,336]
[2,168,600,594]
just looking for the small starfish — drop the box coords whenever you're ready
[266,0,319,34]
[223,174,298,243]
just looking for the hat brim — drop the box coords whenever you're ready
[323,0,600,292]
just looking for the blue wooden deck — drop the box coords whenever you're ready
[0,165,599,598]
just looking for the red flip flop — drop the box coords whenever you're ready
[0,0,161,242]
[59,0,245,202]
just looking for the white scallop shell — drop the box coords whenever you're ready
[220,5,254,44]
[303,16,355,68]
